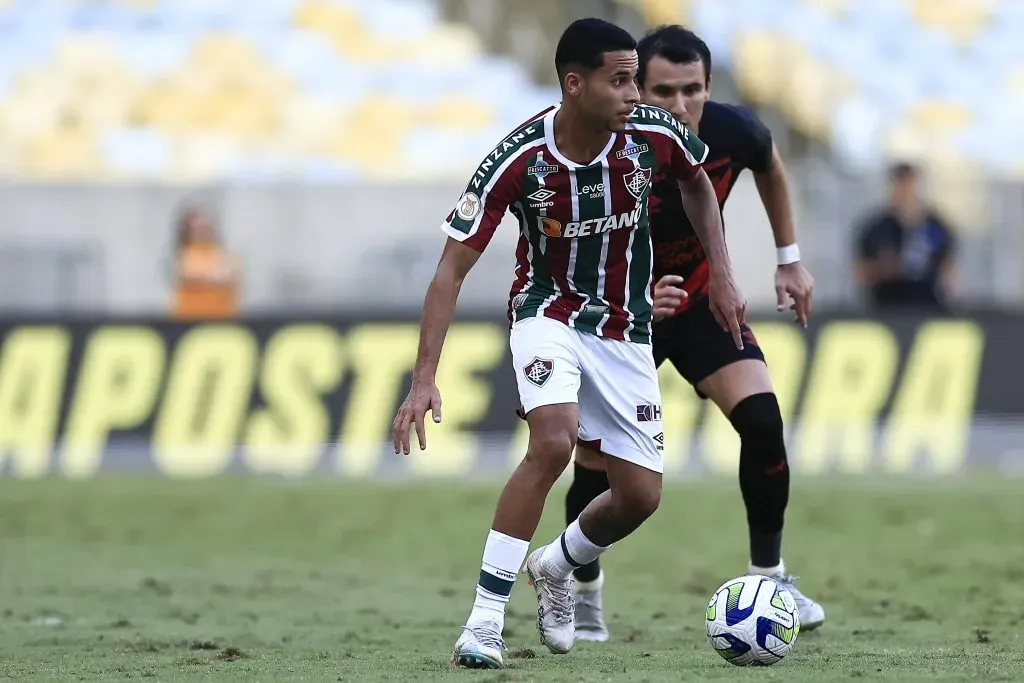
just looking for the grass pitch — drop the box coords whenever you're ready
[1,476,1023,681]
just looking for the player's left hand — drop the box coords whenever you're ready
[392,380,442,455]
[775,262,814,329]
[652,274,688,321]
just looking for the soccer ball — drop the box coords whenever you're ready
[705,574,800,666]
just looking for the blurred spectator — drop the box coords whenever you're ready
[170,204,241,320]
[853,162,957,311]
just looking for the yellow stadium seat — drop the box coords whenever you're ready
[400,24,482,66]
[909,0,994,47]
[731,31,791,108]
[908,100,973,133]
[925,161,991,234]
[172,134,246,184]
[21,113,101,180]
[780,47,853,141]
[295,1,369,58]
[800,0,848,16]
[278,97,350,154]
[426,98,495,131]
[621,0,691,27]
[324,98,416,172]
[55,35,126,77]
[192,88,279,142]
[189,34,265,78]
[131,82,204,134]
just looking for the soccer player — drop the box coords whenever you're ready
[564,26,825,643]
[391,18,745,670]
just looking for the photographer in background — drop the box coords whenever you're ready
[170,203,241,320]
[853,162,958,311]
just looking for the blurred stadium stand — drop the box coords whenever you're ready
[0,0,1020,313]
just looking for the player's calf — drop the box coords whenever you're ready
[729,392,789,568]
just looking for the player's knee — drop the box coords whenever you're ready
[729,393,784,442]
[524,431,575,481]
[614,483,661,523]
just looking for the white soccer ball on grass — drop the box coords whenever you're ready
[705,574,799,666]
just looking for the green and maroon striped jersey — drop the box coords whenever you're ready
[441,103,708,344]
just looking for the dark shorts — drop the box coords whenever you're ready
[652,295,765,399]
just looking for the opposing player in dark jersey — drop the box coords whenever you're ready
[564,25,824,642]
[392,19,746,669]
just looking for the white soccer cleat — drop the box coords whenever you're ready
[573,572,610,642]
[525,547,575,654]
[772,573,826,632]
[450,621,505,669]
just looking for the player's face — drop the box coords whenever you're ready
[576,50,640,132]
[639,56,710,130]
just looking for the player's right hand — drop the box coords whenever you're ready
[652,274,688,321]
[392,381,442,455]
[709,269,747,350]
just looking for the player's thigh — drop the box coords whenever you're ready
[510,317,583,457]
[697,359,774,417]
[574,441,605,471]
[575,333,665,475]
[667,299,769,412]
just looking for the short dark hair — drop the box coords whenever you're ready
[889,161,918,181]
[636,25,712,87]
[554,18,636,86]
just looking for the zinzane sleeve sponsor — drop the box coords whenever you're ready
[628,106,709,183]
[439,143,529,253]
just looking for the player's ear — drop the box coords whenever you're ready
[564,72,582,97]
[705,74,713,98]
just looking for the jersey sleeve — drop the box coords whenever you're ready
[439,147,525,253]
[669,123,710,181]
[732,106,773,173]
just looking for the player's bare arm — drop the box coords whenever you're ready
[678,168,746,349]
[392,237,481,455]
[754,143,814,328]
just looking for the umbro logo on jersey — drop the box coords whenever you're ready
[616,143,650,159]
[527,188,556,202]
[523,357,553,387]
[527,188,556,208]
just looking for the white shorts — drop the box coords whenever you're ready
[510,316,664,473]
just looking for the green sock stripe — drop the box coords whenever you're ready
[478,570,514,597]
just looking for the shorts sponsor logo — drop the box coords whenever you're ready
[616,143,650,159]
[653,432,665,451]
[636,403,662,422]
[455,192,482,221]
[523,357,553,387]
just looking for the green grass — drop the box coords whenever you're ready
[1,476,1023,681]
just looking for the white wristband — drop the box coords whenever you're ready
[777,243,800,265]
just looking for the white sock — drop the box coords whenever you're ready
[749,559,785,576]
[539,518,609,579]
[467,530,530,629]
